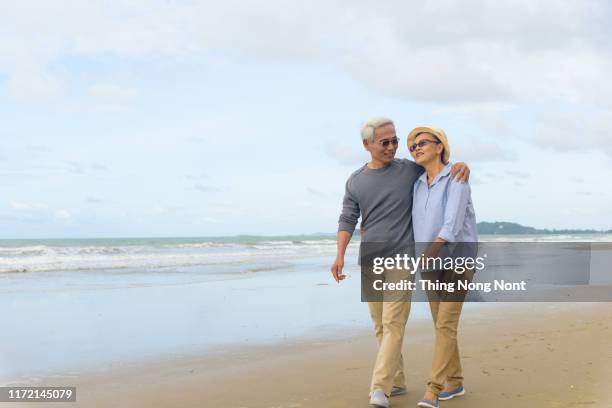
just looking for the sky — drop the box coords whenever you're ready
[1,0,612,239]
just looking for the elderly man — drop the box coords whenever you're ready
[330,117,469,408]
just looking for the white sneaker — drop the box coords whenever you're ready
[369,389,389,408]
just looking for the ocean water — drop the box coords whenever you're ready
[1,233,610,384]
[0,235,370,383]
[0,235,342,274]
[2,233,611,274]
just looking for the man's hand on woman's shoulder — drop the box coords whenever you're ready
[450,162,470,183]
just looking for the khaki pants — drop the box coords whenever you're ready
[368,300,410,395]
[366,268,412,396]
[426,300,464,395]
[423,269,470,395]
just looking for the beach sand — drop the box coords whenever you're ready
[7,302,611,408]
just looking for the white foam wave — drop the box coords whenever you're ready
[0,240,340,274]
[4,234,606,274]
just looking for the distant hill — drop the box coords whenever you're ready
[477,221,612,235]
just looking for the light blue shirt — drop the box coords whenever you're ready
[412,163,478,256]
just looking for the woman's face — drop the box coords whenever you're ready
[410,132,444,166]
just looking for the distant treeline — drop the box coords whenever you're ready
[477,221,612,235]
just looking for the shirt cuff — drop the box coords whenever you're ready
[437,227,456,243]
[338,222,356,234]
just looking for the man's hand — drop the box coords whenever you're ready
[450,162,470,183]
[331,256,346,283]
[332,230,352,283]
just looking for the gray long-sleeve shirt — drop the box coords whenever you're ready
[338,159,423,244]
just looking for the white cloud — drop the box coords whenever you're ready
[10,200,48,211]
[86,196,106,204]
[62,160,111,175]
[1,1,611,236]
[64,161,85,175]
[347,46,511,104]
[506,170,530,178]
[534,109,612,157]
[54,209,71,219]
[200,217,221,224]
[193,184,220,193]
[7,71,63,100]
[9,201,71,222]
[145,205,183,216]
[91,162,109,172]
[88,83,138,100]
[307,187,326,197]
[342,5,612,105]
[326,143,368,166]
[2,1,611,106]
[453,141,513,163]
[185,173,208,180]
[147,205,169,216]
[26,145,52,153]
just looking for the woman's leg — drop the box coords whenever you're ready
[445,339,464,389]
[426,300,464,396]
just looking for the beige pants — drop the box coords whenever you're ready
[423,269,470,395]
[367,268,412,395]
[426,300,464,395]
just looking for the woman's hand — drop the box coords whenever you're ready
[424,239,447,263]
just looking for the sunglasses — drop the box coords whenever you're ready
[378,137,400,148]
[409,139,440,152]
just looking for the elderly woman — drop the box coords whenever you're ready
[407,127,478,408]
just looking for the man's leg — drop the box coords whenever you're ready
[369,298,411,396]
[364,263,413,399]
[368,301,407,390]
[393,352,406,389]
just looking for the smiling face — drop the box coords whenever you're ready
[410,132,444,166]
[363,123,398,167]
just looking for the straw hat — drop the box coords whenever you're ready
[407,126,450,164]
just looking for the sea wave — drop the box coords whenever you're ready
[0,239,342,274]
[2,234,609,274]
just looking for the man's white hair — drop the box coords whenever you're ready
[360,117,395,143]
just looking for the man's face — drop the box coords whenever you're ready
[363,123,398,165]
